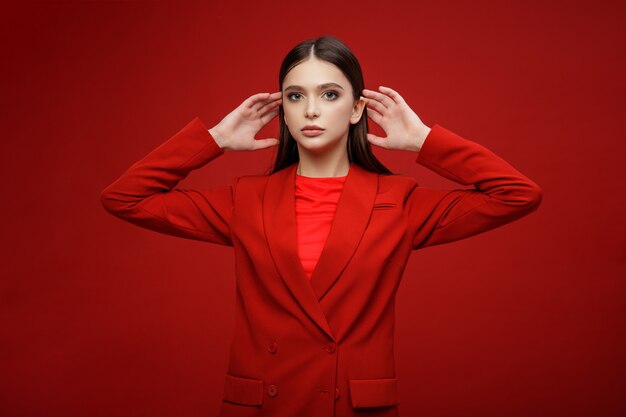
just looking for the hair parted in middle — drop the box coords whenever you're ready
[270,35,394,176]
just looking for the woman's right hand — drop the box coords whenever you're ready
[208,91,282,152]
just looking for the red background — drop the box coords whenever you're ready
[1,1,624,416]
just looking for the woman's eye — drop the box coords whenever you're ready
[286,91,339,101]
[287,93,302,101]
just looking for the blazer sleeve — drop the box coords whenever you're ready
[406,124,543,250]
[100,116,236,246]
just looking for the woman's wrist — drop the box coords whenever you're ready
[408,125,431,153]
[417,125,431,151]
[208,126,229,151]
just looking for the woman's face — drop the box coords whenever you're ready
[282,56,365,156]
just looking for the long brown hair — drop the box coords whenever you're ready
[269,35,393,175]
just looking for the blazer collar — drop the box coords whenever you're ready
[262,161,378,340]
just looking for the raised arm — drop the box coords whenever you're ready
[100,91,283,246]
[361,86,542,250]
[406,124,542,249]
[100,117,236,245]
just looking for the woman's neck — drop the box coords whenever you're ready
[296,146,350,178]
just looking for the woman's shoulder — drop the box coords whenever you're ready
[377,171,419,192]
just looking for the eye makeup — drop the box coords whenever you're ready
[286,90,341,102]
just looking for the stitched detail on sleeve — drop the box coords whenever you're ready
[137,205,231,243]
[174,141,216,171]
[433,198,490,231]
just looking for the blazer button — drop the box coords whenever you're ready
[323,342,336,354]
[267,341,278,354]
[334,387,340,400]
[267,384,278,397]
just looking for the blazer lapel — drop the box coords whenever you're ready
[263,161,378,340]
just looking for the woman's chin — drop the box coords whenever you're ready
[296,140,335,154]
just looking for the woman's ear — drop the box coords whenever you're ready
[350,97,366,124]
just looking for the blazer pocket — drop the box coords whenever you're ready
[373,202,398,210]
[349,378,399,408]
[222,373,264,406]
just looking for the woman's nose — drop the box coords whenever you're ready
[304,100,319,118]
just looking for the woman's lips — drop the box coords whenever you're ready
[301,129,325,137]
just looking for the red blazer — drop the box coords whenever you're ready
[101,117,542,417]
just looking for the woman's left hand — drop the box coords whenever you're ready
[361,86,431,152]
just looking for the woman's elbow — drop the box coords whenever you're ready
[519,181,543,213]
[100,187,124,215]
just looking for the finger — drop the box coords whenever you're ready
[259,107,280,125]
[366,133,388,149]
[365,107,383,125]
[258,96,282,115]
[260,100,281,117]
[362,96,386,115]
[258,91,282,106]
[246,92,281,111]
[244,92,273,109]
[253,92,283,112]
[251,96,276,112]
[378,86,406,105]
[362,88,394,109]
[362,89,390,108]
[251,138,280,150]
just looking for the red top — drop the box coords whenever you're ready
[295,173,347,279]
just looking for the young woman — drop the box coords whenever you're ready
[101,35,542,417]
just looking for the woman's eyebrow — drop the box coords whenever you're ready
[284,82,344,92]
